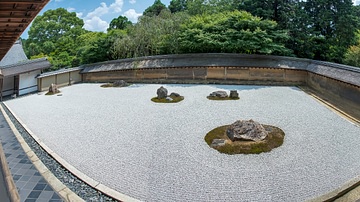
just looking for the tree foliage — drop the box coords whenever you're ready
[28,8,84,45]
[143,0,168,17]
[107,16,132,31]
[169,0,187,13]
[23,0,360,70]
[178,10,291,55]
[113,10,190,58]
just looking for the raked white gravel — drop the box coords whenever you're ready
[5,83,360,202]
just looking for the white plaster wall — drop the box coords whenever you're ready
[19,70,40,95]
[2,76,14,96]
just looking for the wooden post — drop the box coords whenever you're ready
[0,77,3,101]
[14,75,19,96]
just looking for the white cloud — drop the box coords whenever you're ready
[354,0,360,5]
[86,2,109,19]
[129,0,136,4]
[124,9,142,23]
[76,12,83,18]
[67,7,75,12]
[54,0,63,2]
[110,0,124,13]
[84,16,109,32]
[80,0,125,32]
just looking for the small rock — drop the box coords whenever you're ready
[157,86,168,99]
[166,97,173,102]
[229,90,239,99]
[211,139,226,147]
[209,91,228,98]
[170,92,180,97]
[48,83,60,94]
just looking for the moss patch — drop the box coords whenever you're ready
[100,83,130,88]
[207,96,239,101]
[45,91,61,95]
[205,124,284,154]
[151,96,184,103]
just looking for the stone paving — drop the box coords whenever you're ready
[4,83,360,202]
[0,109,63,202]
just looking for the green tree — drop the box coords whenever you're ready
[302,0,357,62]
[169,0,187,13]
[186,0,210,15]
[27,8,85,46]
[236,0,296,30]
[76,32,111,64]
[344,31,360,67]
[143,0,168,17]
[112,10,189,58]
[178,10,291,55]
[107,16,132,31]
[25,8,86,69]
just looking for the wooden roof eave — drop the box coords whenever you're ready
[0,0,51,60]
[1,58,51,77]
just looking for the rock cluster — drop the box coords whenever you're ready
[209,91,228,98]
[48,83,60,94]
[208,90,239,99]
[156,86,182,100]
[226,119,268,142]
[112,80,129,87]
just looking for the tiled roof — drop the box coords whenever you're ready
[37,67,84,78]
[0,58,51,77]
[0,40,28,67]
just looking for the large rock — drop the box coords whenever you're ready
[48,83,60,94]
[226,119,268,142]
[209,91,228,98]
[113,80,129,87]
[157,86,168,99]
[229,90,239,99]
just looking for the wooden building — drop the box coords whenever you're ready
[0,40,51,100]
[0,0,52,100]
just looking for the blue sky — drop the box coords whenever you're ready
[22,0,360,39]
[21,0,171,38]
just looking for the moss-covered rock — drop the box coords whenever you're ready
[151,95,184,103]
[207,96,240,100]
[205,124,285,154]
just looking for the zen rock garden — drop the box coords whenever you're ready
[207,90,239,100]
[205,119,285,154]
[46,83,61,95]
[151,86,184,103]
[101,80,130,88]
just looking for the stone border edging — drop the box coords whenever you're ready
[2,103,139,202]
[299,86,360,126]
[0,141,20,202]
[0,105,84,202]
[308,176,360,202]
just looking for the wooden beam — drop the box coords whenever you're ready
[0,9,36,12]
[0,15,33,19]
[0,1,46,4]
[0,21,29,24]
